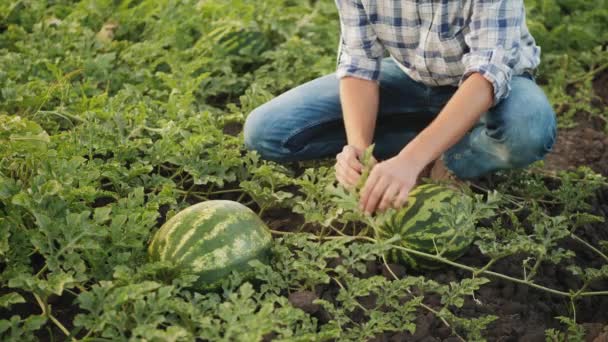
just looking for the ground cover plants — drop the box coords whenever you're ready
[1,0,608,340]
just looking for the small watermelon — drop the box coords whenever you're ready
[148,200,272,289]
[376,184,473,270]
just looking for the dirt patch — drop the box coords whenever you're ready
[223,122,243,136]
[288,291,320,314]
[542,69,608,176]
[593,69,608,106]
[544,124,608,175]
[543,76,608,176]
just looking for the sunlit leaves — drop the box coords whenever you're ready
[0,0,606,340]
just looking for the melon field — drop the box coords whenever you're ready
[1,0,608,341]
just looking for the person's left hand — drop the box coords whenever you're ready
[359,154,420,214]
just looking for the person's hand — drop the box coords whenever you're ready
[334,145,365,190]
[359,154,419,214]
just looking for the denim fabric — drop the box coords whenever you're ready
[243,57,557,180]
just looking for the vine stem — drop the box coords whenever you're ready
[32,68,83,116]
[469,182,556,206]
[266,231,608,298]
[356,235,607,298]
[473,259,496,277]
[206,188,243,195]
[571,233,608,263]
[579,291,608,297]
[35,264,48,278]
[331,276,368,312]
[526,255,544,281]
[566,61,608,85]
[570,298,577,322]
[384,242,606,298]
[33,293,72,339]
[329,223,348,237]
[524,167,608,186]
[269,229,348,240]
[35,110,85,126]
[381,255,466,342]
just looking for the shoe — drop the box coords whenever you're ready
[426,158,468,190]
[416,161,433,185]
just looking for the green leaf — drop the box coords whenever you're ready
[0,293,25,309]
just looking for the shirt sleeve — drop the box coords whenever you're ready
[335,0,384,81]
[460,0,525,105]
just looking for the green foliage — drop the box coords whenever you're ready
[524,0,608,128]
[0,314,46,342]
[545,316,587,342]
[240,158,295,214]
[0,0,606,340]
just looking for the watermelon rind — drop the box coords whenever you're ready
[148,200,272,290]
[376,184,473,270]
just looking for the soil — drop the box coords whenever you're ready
[593,69,608,109]
[543,117,608,175]
[543,69,608,176]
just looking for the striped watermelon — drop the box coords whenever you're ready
[148,200,272,289]
[376,184,473,270]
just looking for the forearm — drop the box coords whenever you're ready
[398,73,494,172]
[340,77,379,151]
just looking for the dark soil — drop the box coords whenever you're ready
[593,69,608,108]
[544,115,608,175]
[543,69,608,176]
[288,291,321,314]
[223,122,243,136]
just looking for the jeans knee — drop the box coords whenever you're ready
[508,105,557,166]
[243,109,261,152]
[444,82,557,178]
[243,107,292,162]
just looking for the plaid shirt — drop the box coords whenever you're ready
[335,0,541,105]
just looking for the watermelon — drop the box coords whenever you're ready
[148,200,272,289]
[376,184,473,270]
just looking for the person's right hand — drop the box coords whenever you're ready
[334,145,365,190]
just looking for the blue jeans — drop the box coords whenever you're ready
[244,57,557,179]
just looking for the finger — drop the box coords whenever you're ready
[336,160,360,185]
[364,178,390,214]
[340,145,357,159]
[362,174,390,214]
[336,167,358,189]
[345,154,363,172]
[335,168,349,188]
[343,168,361,187]
[334,162,345,182]
[338,158,361,180]
[339,147,364,172]
[378,183,401,212]
[359,168,380,209]
[393,187,411,209]
[347,158,363,173]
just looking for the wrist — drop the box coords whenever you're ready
[347,141,370,155]
[346,139,371,153]
[396,146,432,175]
